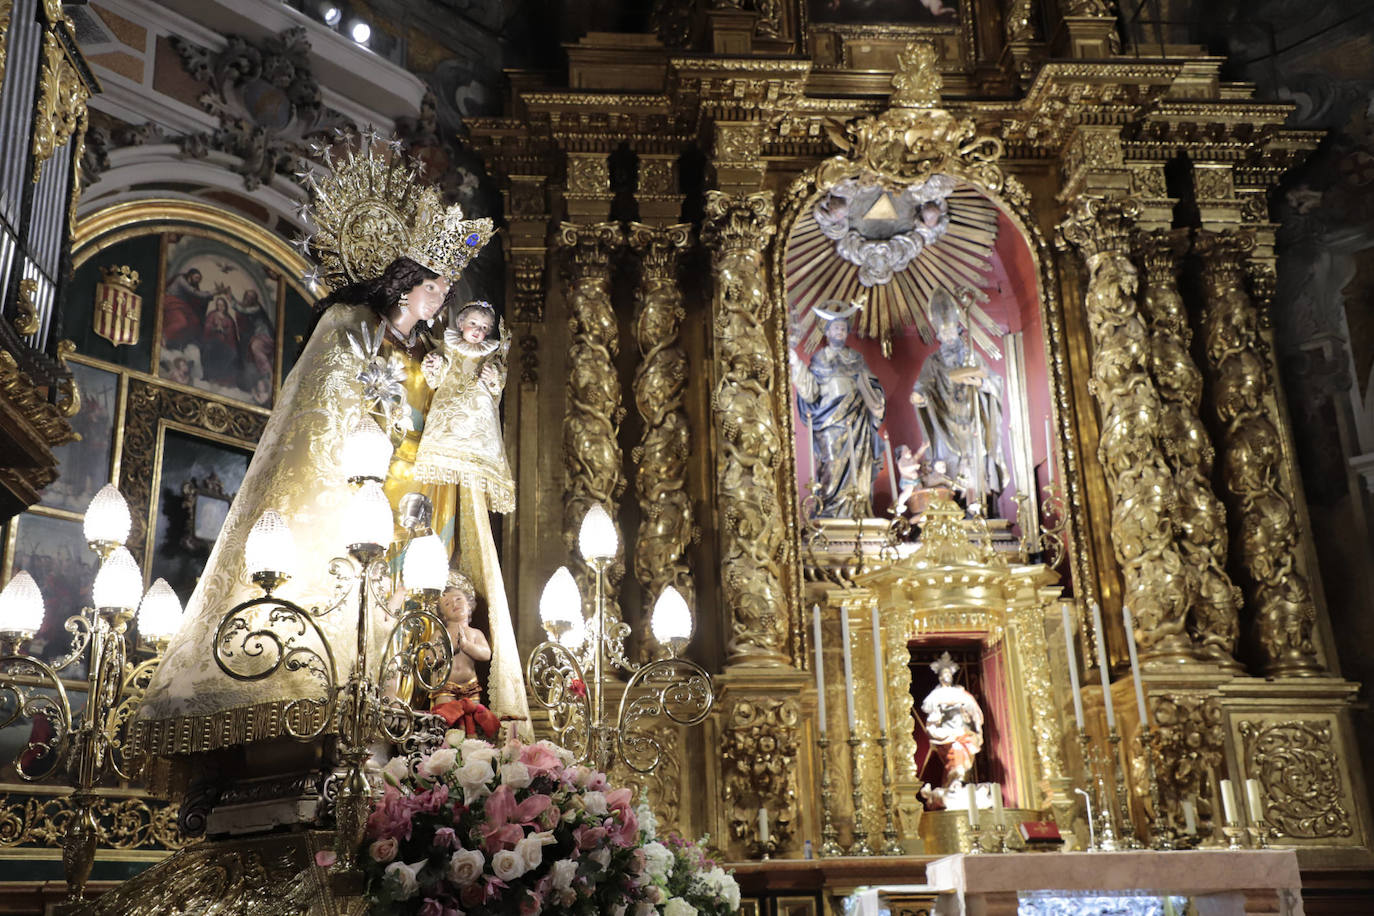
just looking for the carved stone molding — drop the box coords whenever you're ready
[702,191,791,667]
[1057,198,1191,661]
[557,222,627,625]
[1137,231,1241,664]
[1196,230,1323,678]
[627,223,695,660]
[721,696,799,855]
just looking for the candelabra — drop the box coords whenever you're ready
[526,504,714,775]
[875,733,904,855]
[0,484,185,904]
[1139,727,1181,850]
[1107,728,1144,849]
[213,424,456,873]
[846,735,875,856]
[1078,729,1119,851]
[815,736,845,856]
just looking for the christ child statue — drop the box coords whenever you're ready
[428,570,499,738]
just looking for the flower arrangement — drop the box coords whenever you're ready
[363,734,739,916]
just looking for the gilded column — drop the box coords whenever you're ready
[1137,230,1242,665]
[627,222,695,658]
[702,190,790,667]
[1057,198,1191,660]
[558,221,626,626]
[1196,230,1323,677]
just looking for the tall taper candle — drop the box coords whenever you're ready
[812,604,827,736]
[1181,798,1197,835]
[871,603,887,731]
[1245,778,1265,824]
[1090,602,1115,730]
[1121,605,1149,725]
[840,608,857,730]
[1062,604,1085,729]
[1219,778,1239,825]
[883,430,899,504]
[758,807,770,846]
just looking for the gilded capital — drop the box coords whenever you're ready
[703,190,776,253]
[557,221,622,278]
[627,222,692,277]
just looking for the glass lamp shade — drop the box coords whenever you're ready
[346,481,395,550]
[341,417,393,481]
[539,566,583,641]
[0,571,44,635]
[92,547,143,610]
[83,483,131,546]
[558,615,586,651]
[245,510,297,579]
[403,533,449,593]
[577,504,617,562]
[138,578,184,643]
[650,585,693,647]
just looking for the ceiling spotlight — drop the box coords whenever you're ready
[321,4,342,26]
[350,20,371,45]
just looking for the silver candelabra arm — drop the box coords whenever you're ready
[304,557,364,618]
[213,595,338,742]
[526,640,592,760]
[0,652,74,780]
[616,657,715,774]
[45,611,94,674]
[379,607,453,696]
[105,654,165,781]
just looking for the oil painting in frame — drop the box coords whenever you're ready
[38,359,122,515]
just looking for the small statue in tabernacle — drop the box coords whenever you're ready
[428,570,498,738]
[790,314,886,518]
[921,652,984,791]
[910,288,1008,509]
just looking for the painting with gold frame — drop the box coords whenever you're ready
[2,512,100,666]
[38,358,122,515]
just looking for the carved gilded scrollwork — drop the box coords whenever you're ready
[0,350,76,449]
[722,697,798,854]
[31,27,92,183]
[0,792,190,852]
[1056,198,1191,660]
[558,222,627,624]
[1239,718,1352,839]
[1137,231,1241,664]
[1152,694,1225,836]
[1196,231,1323,677]
[702,191,791,666]
[628,223,695,660]
[1007,604,1066,784]
[13,278,40,336]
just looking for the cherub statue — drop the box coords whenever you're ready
[428,570,498,738]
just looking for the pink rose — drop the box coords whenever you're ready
[369,837,399,863]
[433,827,458,850]
[519,743,562,776]
[574,824,607,850]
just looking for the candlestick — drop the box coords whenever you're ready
[992,782,1004,824]
[1245,778,1265,824]
[1219,779,1239,825]
[758,807,770,848]
[815,736,844,857]
[1108,728,1144,849]
[1062,604,1084,729]
[1181,798,1197,835]
[840,609,856,731]
[966,783,979,828]
[1121,605,1149,724]
[1045,416,1055,484]
[812,605,827,736]
[883,430,899,506]
[876,733,904,855]
[1090,602,1115,730]
[847,735,874,856]
[870,604,886,727]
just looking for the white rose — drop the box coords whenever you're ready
[550,858,578,891]
[456,756,495,804]
[461,739,499,766]
[589,846,611,869]
[722,874,741,910]
[647,885,665,904]
[381,756,410,787]
[491,849,527,882]
[582,791,608,816]
[664,898,699,916]
[383,859,426,899]
[418,747,458,779]
[633,901,657,916]
[444,729,465,748]
[500,761,532,789]
[643,841,673,882]
[444,848,485,887]
[515,831,555,871]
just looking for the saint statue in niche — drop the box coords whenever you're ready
[790,311,886,518]
[920,651,984,798]
[910,288,1008,510]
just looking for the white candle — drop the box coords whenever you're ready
[1122,605,1149,725]
[883,430,899,504]
[1181,798,1197,835]
[1045,417,1055,484]
[993,783,1005,825]
[758,807,770,846]
[1219,779,1239,825]
[1062,604,1085,730]
[812,604,827,736]
[840,608,857,730]
[1245,778,1265,823]
[871,603,887,734]
[1090,602,1115,730]
[966,782,979,828]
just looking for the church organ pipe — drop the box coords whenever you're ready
[1136,230,1242,665]
[702,190,792,667]
[627,222,695,660]
[557,221,627,631]
[1196,230,1324,678]
[1056,197,1192,664]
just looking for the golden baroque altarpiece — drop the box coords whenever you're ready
[4,0,1373,908]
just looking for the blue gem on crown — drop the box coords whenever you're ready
[466,233,480,246]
